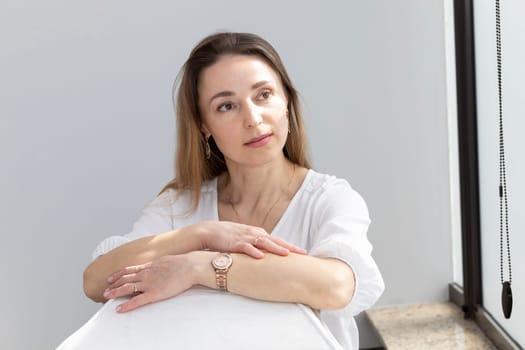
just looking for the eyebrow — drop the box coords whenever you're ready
[208,80,274,104]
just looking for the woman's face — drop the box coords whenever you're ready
[198,54,289,167]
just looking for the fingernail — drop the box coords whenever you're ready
[116,305,122,312]
[107,276,114,283]
[103,288,110,298]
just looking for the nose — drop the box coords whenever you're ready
[243,102,263,128]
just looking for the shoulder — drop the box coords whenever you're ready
[302,170,370,220]
[303,170,350,192]
[303,170,363,202]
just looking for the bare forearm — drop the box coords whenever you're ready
[84,226,204,302]
[197,252,355,310]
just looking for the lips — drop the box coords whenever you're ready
[244,133,272,145]
[244,133,273,146]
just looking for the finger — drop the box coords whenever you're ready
[107,262,152,283]
[104,282,143,300]
[258,237,290,256]
[116,292,154,313]
[108,273,138,290]
[270,236,307,255]
[107,265,140,284]
[238,242,265,259]
[253,235,290,255]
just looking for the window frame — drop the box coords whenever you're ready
[453,1,521,348]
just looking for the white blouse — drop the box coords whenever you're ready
[89,169,384,350]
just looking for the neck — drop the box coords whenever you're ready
[219,155,295,207]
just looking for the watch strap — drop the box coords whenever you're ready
[215,269,228,291]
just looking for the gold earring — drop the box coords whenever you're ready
[287,112,291,134]
[205,138,211,160]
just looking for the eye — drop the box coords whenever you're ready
[217,102,234,112]
[257,89,273,101]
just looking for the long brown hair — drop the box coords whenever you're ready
[162,32,311,213]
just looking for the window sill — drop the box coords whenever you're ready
[365,302,496,349]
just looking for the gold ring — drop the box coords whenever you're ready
[254,236,263,246]
[132,283,138,294]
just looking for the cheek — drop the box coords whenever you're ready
[277,108,289,131]
[279,115,289,134]
[268,112,289,148]
[209,123,241,150]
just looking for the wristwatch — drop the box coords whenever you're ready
[211,253,233,291]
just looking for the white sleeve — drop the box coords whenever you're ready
[91,189,177,260]
[308,179,384,317]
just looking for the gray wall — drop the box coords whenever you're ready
[1,1,453,349]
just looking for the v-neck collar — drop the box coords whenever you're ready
[211,169,313,235]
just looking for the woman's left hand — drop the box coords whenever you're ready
[104,252,208,313]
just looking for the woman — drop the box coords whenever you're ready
[82,32,384,350]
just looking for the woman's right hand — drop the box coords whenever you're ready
[193,221,307,259]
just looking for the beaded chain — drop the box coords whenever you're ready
[495,0,513,319]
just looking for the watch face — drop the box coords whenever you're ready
[212,253,232,270]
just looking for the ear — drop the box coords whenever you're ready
[201,124,211,139]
